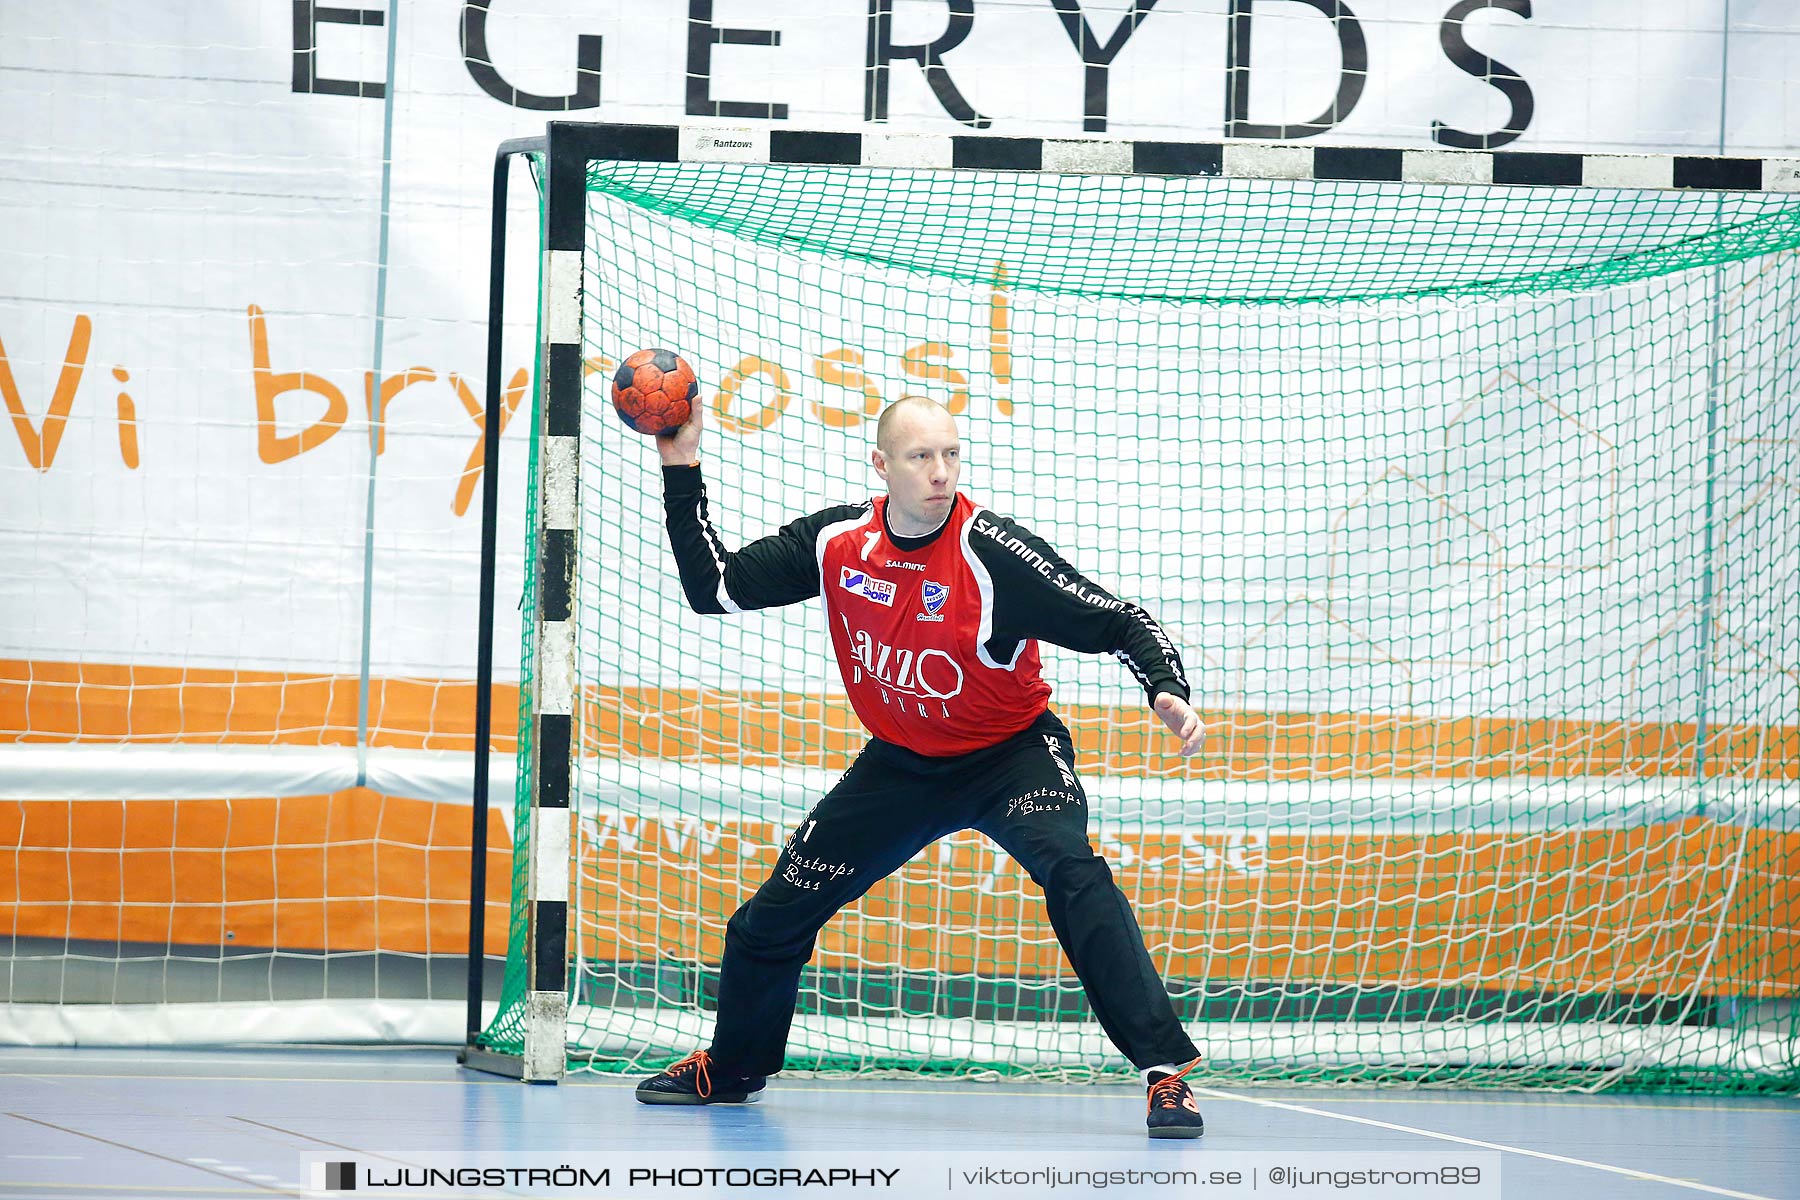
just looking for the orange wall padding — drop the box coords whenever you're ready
[6,661,1794,779]
[575,819,1799,994]
[2,793,512,955]
[3,800,1794,995]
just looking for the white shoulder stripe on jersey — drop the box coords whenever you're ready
[960,506,1026,673]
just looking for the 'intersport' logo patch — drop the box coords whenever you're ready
[839,567,896,607]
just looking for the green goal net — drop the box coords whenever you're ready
[479,130,1799,1092]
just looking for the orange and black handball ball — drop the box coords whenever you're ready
[611,348,698,436]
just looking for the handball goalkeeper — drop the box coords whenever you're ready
[636,394,1207,1139]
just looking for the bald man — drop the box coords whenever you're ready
[638,395,1207,1138]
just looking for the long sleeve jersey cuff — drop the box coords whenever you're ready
[1149,681,1190,706]
[662,463,704,497]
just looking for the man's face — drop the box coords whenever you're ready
[872,405,961,534]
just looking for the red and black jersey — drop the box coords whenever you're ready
[662,465,1189,757]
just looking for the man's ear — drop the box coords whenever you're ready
[870,448,887,480]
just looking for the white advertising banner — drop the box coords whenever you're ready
[1,1,1795,729]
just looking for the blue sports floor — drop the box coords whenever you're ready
[0,1048,1793,1199]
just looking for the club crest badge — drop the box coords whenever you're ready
[918,580,949,622]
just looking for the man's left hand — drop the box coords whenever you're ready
[1153,693,1205,757]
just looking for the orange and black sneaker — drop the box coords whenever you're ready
[635,1050,765,1105]
[1145,1060,1205,1139]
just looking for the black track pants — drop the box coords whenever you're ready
[707,710,1200,1078]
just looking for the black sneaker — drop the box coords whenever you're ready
[635,1050,766,1105]
[1145,1060,1204,1139]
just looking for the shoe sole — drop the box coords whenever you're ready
[1147,1125,1204,1139]
[636,1091,762,1106]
